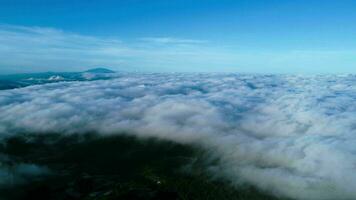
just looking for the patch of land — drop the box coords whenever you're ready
[0,134,285,200]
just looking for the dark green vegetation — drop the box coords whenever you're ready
[0,134,285,200]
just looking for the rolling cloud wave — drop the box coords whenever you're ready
[1,73,356,199]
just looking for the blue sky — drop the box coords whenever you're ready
[0,0,356,74]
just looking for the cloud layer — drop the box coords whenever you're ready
[1,73,356,199]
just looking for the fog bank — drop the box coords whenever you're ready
[1,73,356,199]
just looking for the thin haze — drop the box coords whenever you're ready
[0,0,356,74]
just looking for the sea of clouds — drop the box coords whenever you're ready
[0,73,356,199]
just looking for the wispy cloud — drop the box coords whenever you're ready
[0,24,133,73]
[1,24,355,74]
[0,25,222,73]
[139,37,207,45]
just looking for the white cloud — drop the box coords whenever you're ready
[1,73,356,199]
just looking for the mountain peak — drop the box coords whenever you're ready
[85,68,115,73]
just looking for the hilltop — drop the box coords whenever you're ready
[85,68,115,73]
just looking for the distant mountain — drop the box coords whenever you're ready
[85,68,115,73]
[0,68,118,90]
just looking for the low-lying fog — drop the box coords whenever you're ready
[1,73,356,200]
